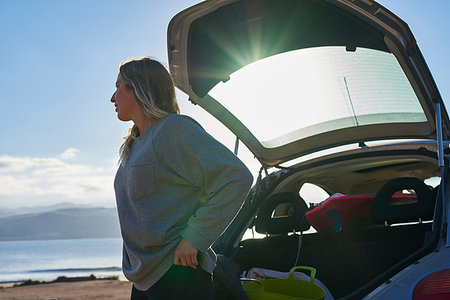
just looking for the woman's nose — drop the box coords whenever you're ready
[110,93,115,102]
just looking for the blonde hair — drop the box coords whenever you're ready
[118,57,179,162]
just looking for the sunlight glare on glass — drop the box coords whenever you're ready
[208,46,425,148]
[209,49,322,142]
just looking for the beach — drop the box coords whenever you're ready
[0,279,132,300]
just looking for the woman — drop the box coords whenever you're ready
[110,57,253,299]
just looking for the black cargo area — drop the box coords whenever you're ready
[234,223,432,298]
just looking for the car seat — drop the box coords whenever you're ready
[255,192,310,235]
[372,177,435,225]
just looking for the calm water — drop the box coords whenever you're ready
[0,238,123,283]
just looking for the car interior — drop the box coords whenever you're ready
[228,152,441,298]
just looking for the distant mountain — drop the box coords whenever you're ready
[0,207,121,241]
[0,202,99,218]
[0,209,12,218]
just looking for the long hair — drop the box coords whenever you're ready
[118,57,179,162]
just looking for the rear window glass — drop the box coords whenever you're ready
[209,46,426,148]
[299,183,330,206]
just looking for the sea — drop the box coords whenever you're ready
[0,237,123,283]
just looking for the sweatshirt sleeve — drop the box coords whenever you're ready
[153,115,253,252]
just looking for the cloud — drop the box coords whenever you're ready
[0,155,64,173]
[60,147,80,159]
[0,152,116,208]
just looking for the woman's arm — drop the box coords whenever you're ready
[155,115,253,257]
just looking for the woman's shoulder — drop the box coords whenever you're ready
[151,114,207,144]
[165,114,202,126]
[157,114,204,133]
[152,114,213,154]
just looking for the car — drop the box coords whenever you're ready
[167,0,450,299]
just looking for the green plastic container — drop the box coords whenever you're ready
[242,266,325,300]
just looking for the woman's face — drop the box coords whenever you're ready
[111,74,140,122]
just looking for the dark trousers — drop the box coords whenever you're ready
[130,265,214,300]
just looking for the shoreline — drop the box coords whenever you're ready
[0,274,128,288]
[0,276,132,300]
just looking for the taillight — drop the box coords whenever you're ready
[413,269,450,300]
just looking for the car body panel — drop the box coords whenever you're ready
[168,0,450,167]
[364,235,450,299]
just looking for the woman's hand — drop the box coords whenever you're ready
[174,238,199,269]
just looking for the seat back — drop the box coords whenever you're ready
[372,177,435,225]
[255,192,310,234]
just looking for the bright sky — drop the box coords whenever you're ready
[0,0,449,209]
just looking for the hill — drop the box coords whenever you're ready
[0,207,121,241]
[0,202,96,218]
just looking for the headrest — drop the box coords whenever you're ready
[255,192,310,234]
[372,177,435,225]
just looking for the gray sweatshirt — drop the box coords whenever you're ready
[114,114,253,291]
